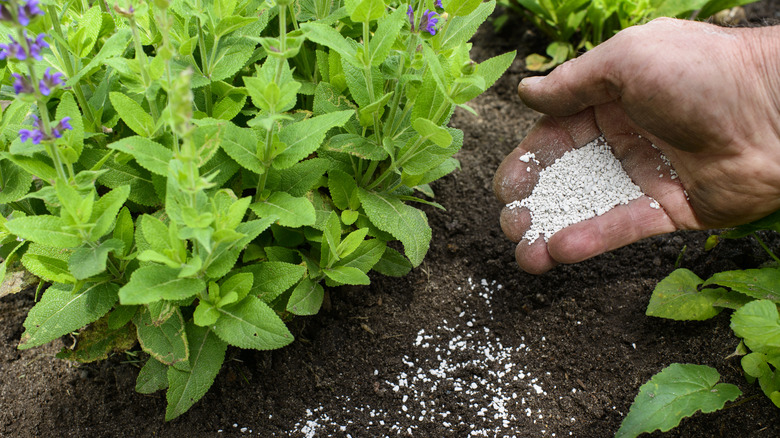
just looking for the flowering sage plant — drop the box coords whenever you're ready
[0,0,514,419]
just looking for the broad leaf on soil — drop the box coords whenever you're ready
[646,268,726,321]
[19,282,119,349]
[214,295,293,350]
[616,363,741,438]
[134,307,189,366]
[703,268,780,303]
[730,299,780,354]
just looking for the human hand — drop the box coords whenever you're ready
[493,18,780,274]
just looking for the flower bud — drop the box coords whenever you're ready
[461,60,476,75]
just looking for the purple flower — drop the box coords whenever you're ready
[419,9,438,35]
[0,32,48,61]
[18,0,45,26]
[51,117,72,138]
[38,68,65,96]
[18,115,72,144]
[407,5,415,31]
[0,4,12,22]
[11,73,34,94]
[435,0,442,8]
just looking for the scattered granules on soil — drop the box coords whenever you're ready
[508,136,655,243]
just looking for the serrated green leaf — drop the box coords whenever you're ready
[0,160,32,203]
[56,92,85,159]
[616,363,741,438]
[214,295,293,349]
[249,192,315,228]
[324,133,388,160]
[67,30,132,85]
[219,122,263,174]
[165,323,227,420]
[287,277,324,316]
[372,246,412,277]
[134,307,189,366]
[19,282,119,349]
[444,0,483,16]
[340,238,385,272]
[301,22,361,68]
[240,261,307,302]
[214,15,257,37]
[646,268,725,321]
[113,207,134,255]
[275,110,354,169]
[68,239,124,280]
[119,265,205,305]
[109,136,172,176]
[209,38,255,82]
[324,265,370,285]
[345,0,385,22]
[274,158,330,197]
[90,185,131,240]
[337,228,369,258]
[436,1,494,51]
[109,92,155,137]
[139,214,173,255]
[368,6,404,66]
[220,272,253,304]
[358,189,430,267]
[21,244,74,283]
[412,118,452,148]
[328,168,357,210]
[79,149,158,206]
[7,215,81,248]
[213,91,247,121]
[136,357,169,394]
[731,299,780,354]
[704,268,780,303]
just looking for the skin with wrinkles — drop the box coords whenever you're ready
[493,18,780,274]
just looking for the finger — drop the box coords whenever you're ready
[546,196,678,264]
[515,237,558,275]
[493,111,601,204]
[500,204,531,243]
[518,35,627,116]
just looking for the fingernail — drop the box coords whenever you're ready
[520,76,544,87]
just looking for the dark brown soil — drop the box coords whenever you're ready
[3,4,780,438]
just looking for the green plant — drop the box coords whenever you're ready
[617,211,780,437]
[0,0,514,420]
[497,0,758,71]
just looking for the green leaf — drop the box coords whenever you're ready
[109,136,172,176]
[324,133,388,160]
[69,6,103,57]
[165,324,227,421]
[249,192,315,228]
[275,110,354,169]
[286,277,324,316]
[220,272,253,304]
[345,0,385,22]
[337,228,369,258]
[328,169,357,210]
[241,261,307,302]
[134,307,189,366]
[704,268,780,303]
[437,1,494,51]
[412,118,452,148]
[358,189,431,267]
[0,160,32,203]
[444,0,483,16]
[209,38,255,82]
[213,91,247,120]
[19,282,119,349]
[136,357,169,394]
[68,239,124,280]
[368,6,405,66]
[324,265,370,285]
[56,313,136,363]
[109,92,155,136]
[21,244,74,283]
[90,185,131,240]
[113,207,134,255]
[119,265,206,305]
[214,16,257,37]
[214,295,294,350]
[56,92,85,160]
[274,158,331,197]
[301,22,361,67]
[219,122,263,174]
[139,214,173,255]
[731,299,780,354]
[7,215,81,248]
[339,238,386,272]
[68,29,132,85]
[372,246,412,277]
[646,268,726,321]
[616,364,741,438]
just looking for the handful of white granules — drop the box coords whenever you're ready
[507,135,660,243]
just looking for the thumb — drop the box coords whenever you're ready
[518,38,625,116]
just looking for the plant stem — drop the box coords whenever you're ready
[128,15,161,123]
[752,232,780,264]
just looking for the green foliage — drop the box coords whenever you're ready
[502,0,759,70]
[617,364,741,438]
[0,0,514,420]
[626,217,780,435]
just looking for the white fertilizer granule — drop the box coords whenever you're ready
[510,136,648,243]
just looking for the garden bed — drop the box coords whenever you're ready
[2,4,780,437]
